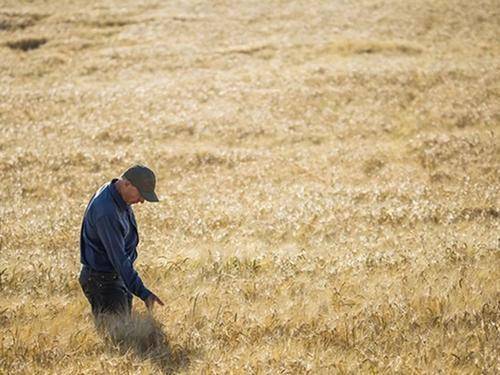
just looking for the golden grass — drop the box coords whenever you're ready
[0,0,499,373]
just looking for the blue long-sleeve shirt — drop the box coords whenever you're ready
[80,179,151,301]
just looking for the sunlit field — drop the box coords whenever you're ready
[1,0,499,373]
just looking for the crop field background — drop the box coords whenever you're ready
[0,0,499,373]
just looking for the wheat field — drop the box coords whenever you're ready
[0,0,499,373]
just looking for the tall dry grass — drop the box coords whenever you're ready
[0,0,499,373]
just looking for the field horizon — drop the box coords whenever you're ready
[1,0,499,373]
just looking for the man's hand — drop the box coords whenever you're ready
[145,292,165,311]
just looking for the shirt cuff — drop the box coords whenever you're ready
[138,287,152,301]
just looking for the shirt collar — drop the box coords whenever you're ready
[109,179,128,211]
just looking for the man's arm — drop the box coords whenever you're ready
[95,215,152,301]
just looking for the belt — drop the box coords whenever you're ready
[81,265,120,281]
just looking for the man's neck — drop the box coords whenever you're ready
[114,179,127,202]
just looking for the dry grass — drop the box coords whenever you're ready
[0,0,499,373]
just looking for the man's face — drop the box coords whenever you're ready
[123,181,145,205]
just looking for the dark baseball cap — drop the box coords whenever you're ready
[122,164,159,202]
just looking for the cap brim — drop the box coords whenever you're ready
[141,190,159,202]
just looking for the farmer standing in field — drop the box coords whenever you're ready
[79,165,164,318]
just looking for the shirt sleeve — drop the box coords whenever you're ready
[95,215,152,301]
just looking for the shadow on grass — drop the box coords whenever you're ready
[95,313,193,373]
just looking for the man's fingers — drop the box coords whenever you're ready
[154,295,165,306]
[147,293,165,307]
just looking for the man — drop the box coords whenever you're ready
[79,164,164,318]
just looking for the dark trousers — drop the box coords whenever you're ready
[79,266,133,318]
